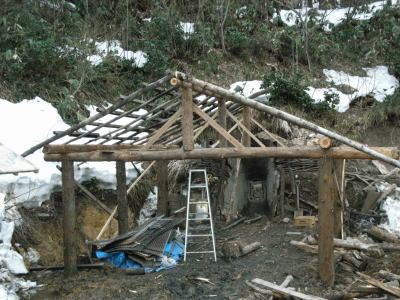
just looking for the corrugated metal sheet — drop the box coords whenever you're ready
[0,142,38,175]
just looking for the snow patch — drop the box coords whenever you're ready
[229,80,269,102]
[179,22,195,40]
[138,188,157,225]
[87,40,148,68]
[0,97,142,207]
[379,184,400,236]
[275,0,398,31]
[308,66,398,112]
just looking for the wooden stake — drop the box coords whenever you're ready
[181,86,194,150]
[334,159,346,238]
[116,161,128,234]
[156,160,169,216]
[218,98,227,147]
[243,106,252,147]
[61,161,77,276]
[318,157,335,286]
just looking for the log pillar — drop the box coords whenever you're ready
[318,156,335,286]
[181,86,194,151]
[62,160,77,276]
[156,160,169,216]
[243,106,252,147]
[116,161,129,234]
[218,98,227,148]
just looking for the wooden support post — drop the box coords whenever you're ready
[279,168,285,216]
[334,159,346,239]
[116,161,129,234]
[62,160,77,276]
[243,106,252,147]
[156,160,169,216]
[318,156,335,286]
[181,86,194,150]
[218,98,227,148]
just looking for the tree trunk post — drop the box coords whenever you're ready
[181,86,194,151]
[116,161,129,234]
[243,106,252,147]
[218,98,227,148]
[62,160,77,276]
[318,157,335,286]
[156,160,169,216]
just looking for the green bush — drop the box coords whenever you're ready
[261,72,339,116]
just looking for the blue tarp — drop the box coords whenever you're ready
[96,241,184,272]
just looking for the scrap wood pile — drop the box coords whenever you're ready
[89,216,185,269]
[290,227,400,299]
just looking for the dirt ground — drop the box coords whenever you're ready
[24,218,336,300]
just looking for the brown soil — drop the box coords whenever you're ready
[26,218,333,299]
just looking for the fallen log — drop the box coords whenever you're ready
[241,242,261,256]
[245,280,273,295]
[356,272,400,297]
[290,240,318,254]
[366,226,399,244]
[251,278,327,300]
[223,217,246,230]
[244,216,262,224]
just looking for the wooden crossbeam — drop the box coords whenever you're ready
[226,110,266,148]
[181,86,194,150]
[192,103,244,148]
[251,118,287,147]
[141,108,182,151]
[211,123,239,148]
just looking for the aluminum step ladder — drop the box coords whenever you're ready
[184,169,217,262]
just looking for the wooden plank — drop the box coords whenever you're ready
[156,160,169,216]
[251,278,327,300]
[192,103,244,148]
[243,106,252,147]
[141,108,182,151]
[218,98,227,147]
[356,272,400,297]
[181,86,194,150]
[318,157,335,286]
[116,161,129,234]
[61,160,77,276]
[226,110,266,148]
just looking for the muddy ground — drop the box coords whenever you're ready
[24,218,335,299]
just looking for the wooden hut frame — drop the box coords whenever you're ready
[23,72,399,284]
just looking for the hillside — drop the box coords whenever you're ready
[1,0,399,130]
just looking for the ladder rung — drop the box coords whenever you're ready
[186,251,215,254]
[190,184,207,188]
[188,218,210,221]
[187,234,212,237]
[189,169,207,173]
[188,201,208,204]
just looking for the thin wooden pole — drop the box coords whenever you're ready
[334,159,346,239]
[156,160,169,216]
[116,161,129,234]
[318,156,335,286]
[181,86,194,150]
[243,106,252,147]
[218,98,227,148]
[62,160,77,276]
